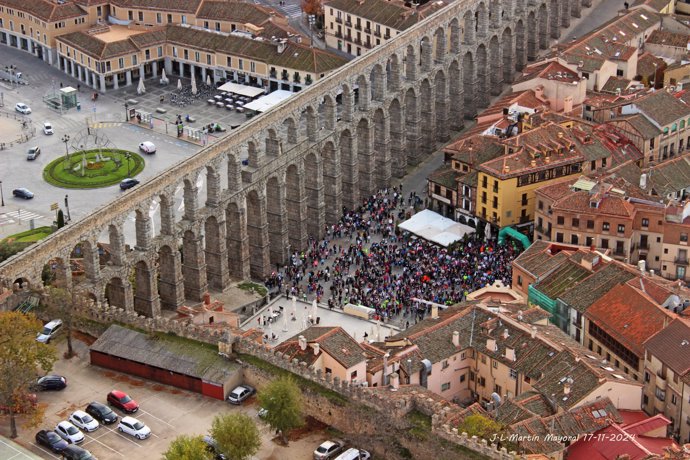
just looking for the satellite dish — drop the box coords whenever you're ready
[490,392,502,406]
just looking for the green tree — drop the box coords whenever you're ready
[457,414,503,440]
[40,285,84,359]
[257,376,304,445]
[163,434,212,460]
[210,413,261,460]
[0,312,58,438]
[56,210,65,229]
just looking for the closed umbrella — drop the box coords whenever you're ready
[191,75,197,95]
[177,79,182,90]
[161,69,168,84]
[485,222,492,241]
[206,74,212,86]
[136,76,145,95]
[312,299,318,319]
[292,296,297,316]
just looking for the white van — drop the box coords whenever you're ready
[334,448,371,460]
[36,319,63,343]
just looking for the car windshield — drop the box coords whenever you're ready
[41,326,52,335]
[29,147,38,153]
[317,446,329,453]
[67,426,78,435]
[133,421,145,430]
[82,414,93,423]
[46,432,60,442]
[120,395,132,403]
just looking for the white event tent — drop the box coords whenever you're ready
[398,209,475,247]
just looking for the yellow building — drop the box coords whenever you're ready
[475,122,585,228]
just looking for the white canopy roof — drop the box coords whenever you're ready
[216,82,265,98]
[398,209,475,247]
[243,90,293,113]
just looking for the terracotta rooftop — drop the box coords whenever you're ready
[111,0,203,13]
[324,0,449,31]
[443,134,505,167]
[600,76,631,94]
[559,263,636,313]
[610,113,662,140]
[644,318,690,378]
[533,260,592,300]
[636,51,667,79]
[476,90,547,120]
[513,60,582,85]
[428,164,460,189]
[511,240,579,279]
[275,326,366,369]
[647,153,690,197]
[586,283,673,356]
[633,90,690,127]
[1,0,86,22]
[646,29,690,48]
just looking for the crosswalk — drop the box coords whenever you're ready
[90,121,123,129]
[0,210,45,226]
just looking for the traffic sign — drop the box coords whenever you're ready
[50,203,59,211]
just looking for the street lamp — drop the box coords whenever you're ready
[308,14,316,48]
[0,180,4,207]
[124,102,129,121]
[64,195,71,222]
[61,134,70,166]
[125,152,131,177]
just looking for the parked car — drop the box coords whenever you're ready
[43,122,54,135]
[27,146,41,160]
[60,445,96,460]
[257,407,268,419]
[334,448,371,460]
[226,384,255,405]
[36,319,62,343]
[314,440,345,460]
[69,410,99,432]
[0,393,37,414]
[117,416,151,439]
[85,402,118,425]
[55,421,84,444]
[15,102,31,114]
[107,390,138,413]
[203,435,227,460]
[138,141,156,153]
[35,429,69,453]
[119,178,140,190]
[33,375,67,391]
[12,188,34,199]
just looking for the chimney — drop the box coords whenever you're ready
[530,159,537,167]
[203,292,211,305]
[502,328,509,339]
[650,269,655,277]
[390,372,400,390]
[298,335,307,351]
[431,305,439,319]
[564,377,573,395]
[276,39,287,54]
[313,342,320,355]
[503,165,510,174]
[486,338,497,351]
[563,95,573,114]
[452,331,460,347]
[505,347,516,361]
[531,326,537,339]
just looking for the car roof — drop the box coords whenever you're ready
[121,416,138,424]
[45,319,62,327]
[109,390,127,397]
[320,440,337,448]
[72,410,88,417]
[57,421,74,428]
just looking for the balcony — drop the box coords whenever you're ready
[492,186,499,193]
[364,42,372,49]
[384,33,391,39]
[345,35,352,42]
[345,20,352,27]
[335,16,342,24]
[374,29,381,37]
[364,27,371,34]
[335,31,342,38]
[353,37,362,45]
[354,23,362,31]
[675,257,689,265]
[519,215,532,225]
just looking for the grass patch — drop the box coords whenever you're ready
[237,282,267,297]
[238,353,349,406]
[2,226,53,243]
[406,409,432,441]
[43,149,144,189]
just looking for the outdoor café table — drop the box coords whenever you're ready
[216,102,225,108]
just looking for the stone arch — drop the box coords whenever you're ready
[283,116,298,144]
[386,53,402,92]
[321,141,342,225]
[370,64,386,102]
[301,105,319,142]
[246,189,270,278]
[357,117,374,197]
[286,164,307,251]
[266,175,289,265]
[246,138,262,168]
[420,79,434,154]
[389,98,406,178]
[204,214,228,290]
[420,35,433,72]
[463,10,476,45]
[73,239,99,283]
[339,129,358,210]
[434,27,446,63]
[405,44,417,82]
[158,244,183,310]
[560,0,570,28]
[355,74,370,111]
[539,4,549,50]
[515,19,526,70]
[489,35,502,96]
[265,127,281,158]
[501,28,514,84]
[104,276,128,310]
[476,2,489,38]
[527,11,538,61]
[226,201,249,280]
[449,18,461,54]
[43,256,70,288]
[476,44,489,108]
[182,175,202,222]
[320,94,337,131]
[226,152,242,193]
[373,108,391,189]
[133,207,153,251]
[132,258,159,318]
[448,59,464,131]
[182,229,207,301]
[490,0,501,29]
[434,69,449,142]
[340,83,354,122]
[107,223,126,266]
[463,51,476,119]
[404,88,420,165]
[304,151,325,239]
[549,0,560,39]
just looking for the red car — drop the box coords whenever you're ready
[107,390,138,413]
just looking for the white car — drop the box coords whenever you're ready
[43,122,54,135]
[69,410,99,432]
[117,416,151,440]
[138,141,156,154]
[15,102,31,114]
[334,448,371,460]
[55,421,85,444]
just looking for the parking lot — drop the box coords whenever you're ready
[5,337,329,460]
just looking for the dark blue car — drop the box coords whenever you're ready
[12,188,34,199]
[119,178,140,190]
[35,429,68,453]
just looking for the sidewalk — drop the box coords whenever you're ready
[0,435,44,460]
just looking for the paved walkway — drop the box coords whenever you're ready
[0,436,44,460]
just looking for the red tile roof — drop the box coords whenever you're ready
[644,318,690,377]
[567,421,677,460]
[586,284,673,356]
[514,60,581,85]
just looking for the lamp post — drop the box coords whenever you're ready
[64,194,71,222]
[61,134,70,166]
[0,180,4,207]
[125,152,131,177]
[124,102,129,121]
[308,14,316,48]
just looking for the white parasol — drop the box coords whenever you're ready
[485,222,492,241]
[206,74,212,86]
[191,75,197,95]
[292,296,297,315]
[376,321,381,341]
[177,79,182,90]
[312,299,318,320]
[161,69,168,84]
[136,76,145,95]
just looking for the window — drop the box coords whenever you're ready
[655,387,665,401]
[441,382,450,391]
[538,200,543,210]
[157,46,163,57]
[128,11,133,20]
[118,57,124,69]
[181,15,187,24]
[442,360,449,369]
[509,369,518,380]
[587,220,594,229]
[517,275,522,286]
[132,55,137,65]
[138,11,143,21]
[478,376,486,387]
[617,224,625,233]
[681,233,688,243]
[226,56,231,67]
[492,197,498,209]
[642,218,649,227]
[215,22,220,32]
[239,59,244,70]
[250,62,256,73]
[556,232,564,243]
[203,21,209,29]
[602,222,610,231]
[183,49,188,60]
[207,55,211,65]
[671,394,678,405]
[194,51,200,62]
[572,218,579,228]
[494,384,502,395]
[481,355,486,364]
[586,236,594,247]
[156,13,161,23]
[644,371,650,382]
[350,370,357,379]
[167,14,172,23]
[492,360,498,369]
[557,216,565,225]
[459,374,466,383]
[643,395,648,405]
[469,371,475,382]
[571,234,579,245]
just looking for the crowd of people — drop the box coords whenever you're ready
[265,187,522,324]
